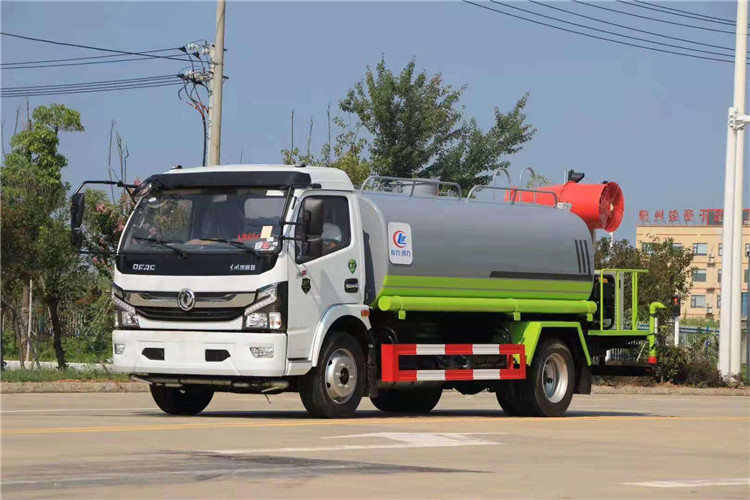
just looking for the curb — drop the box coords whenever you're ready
[592,385,750,396]
[1,381,149,393]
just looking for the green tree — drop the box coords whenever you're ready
[595,237,695,320]
[35,215,92,368]
[328,116,371,186]
[340,57,534,192]
[1,104,84,369]
[340,57,464,179]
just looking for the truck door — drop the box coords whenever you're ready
[286,192,364,359]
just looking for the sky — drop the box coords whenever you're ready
[1,0,748,242]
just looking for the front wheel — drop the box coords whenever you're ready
[149,385,214,415]
[299,331,366,418]
[370,387,442,414]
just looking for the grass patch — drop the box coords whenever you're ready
[0,368,130,383]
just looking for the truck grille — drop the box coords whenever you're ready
[135,306,244,322]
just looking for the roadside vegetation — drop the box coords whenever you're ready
[1,368,129,383]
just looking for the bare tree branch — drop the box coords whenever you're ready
[107,120,116,203]
[306,118,314,157]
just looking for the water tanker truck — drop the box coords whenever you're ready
[71,165,658,417]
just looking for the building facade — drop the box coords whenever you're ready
[635,208,749,320]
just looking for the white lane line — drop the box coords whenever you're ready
[211,432,504,455]
[0,407,155,414]
[624,478,750,488]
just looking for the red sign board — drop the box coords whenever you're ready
[637,208,749,226]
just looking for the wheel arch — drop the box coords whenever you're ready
[510,321,592,395]
[310,305,371,367]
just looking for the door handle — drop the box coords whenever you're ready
[344,278,359,293]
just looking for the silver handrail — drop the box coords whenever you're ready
[360,175,462,199]
[466,185,558,206]
[490,167,512,201]
[519,166,538,203]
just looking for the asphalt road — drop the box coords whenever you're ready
[1,391,748,499]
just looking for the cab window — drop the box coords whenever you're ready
[296,196,350,261]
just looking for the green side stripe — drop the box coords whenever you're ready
[377,295,597,316]
[383,275,591,292]
[381,286,584,300]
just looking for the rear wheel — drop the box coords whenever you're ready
[149,385,214,415]
[299,331,366,418]
[370,387,442,414]
[496,339,575,417]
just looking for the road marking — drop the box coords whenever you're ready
[212,432,505,454]
[624,478,750,488]
[2,415,747,436]
[0,407,155,414]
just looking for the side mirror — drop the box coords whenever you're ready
[70,193,85,249]
[302,198,324,238]
[304,237,323,260]
[298,198,325,261]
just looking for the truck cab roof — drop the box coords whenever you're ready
[149,164,354,192]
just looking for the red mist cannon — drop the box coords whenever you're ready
[505,171,624,232]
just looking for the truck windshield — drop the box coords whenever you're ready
[121,187,286,254]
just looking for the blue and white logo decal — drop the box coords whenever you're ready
[388,222,413,265]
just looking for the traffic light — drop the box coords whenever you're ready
[671,295,681,318]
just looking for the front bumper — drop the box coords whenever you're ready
[112,329,287,377]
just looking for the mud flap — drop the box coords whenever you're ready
[575,362,592,394]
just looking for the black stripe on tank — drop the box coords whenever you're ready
[489,271,592,282]
[574,240,583,273]
[583,240,591,275]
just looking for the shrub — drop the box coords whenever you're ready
[683,361,725,388]
[653,344,689,383]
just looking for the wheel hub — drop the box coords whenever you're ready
[542,353,569,404]
[325,348,357,404]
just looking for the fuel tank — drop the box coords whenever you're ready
[358,192,594,306]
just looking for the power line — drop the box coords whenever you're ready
[633,1,735,25]
[570,0,736,35]
[488,1,733,59]
[617,0,734,27]
[0,32,190,62]
[1,48,185,67]
[526,0,735,53]
[1,54,190,70]
[2,75,179,91]
[462,1,734,63]
[1,81,183,98]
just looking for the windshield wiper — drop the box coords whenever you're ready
[192,238,257,256]
[132,236,189,259]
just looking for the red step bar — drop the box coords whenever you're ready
[380,344,526,383]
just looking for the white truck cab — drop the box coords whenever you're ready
[103,165,371,416]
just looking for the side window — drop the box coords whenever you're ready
[296,196,351,262]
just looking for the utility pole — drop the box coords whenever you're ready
[207,0,226,166]
[720,0,749,377]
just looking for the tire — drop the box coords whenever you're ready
[495,381,529,416]
[299,331,366,418]
[370,387,442,414]
[519,338,576,417]
[149,385,214,415]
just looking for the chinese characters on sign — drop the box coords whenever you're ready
[637,209,750,226]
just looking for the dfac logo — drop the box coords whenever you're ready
[132,263,155,272]
[387,222,413,265]
[393,231,407,249]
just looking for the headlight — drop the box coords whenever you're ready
[243,284,284,331]
[112,285,139,329]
